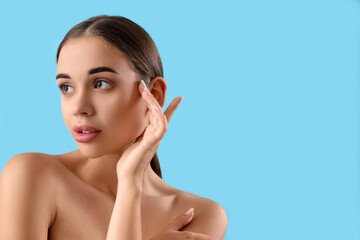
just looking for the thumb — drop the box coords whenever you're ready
[168,208,195,231]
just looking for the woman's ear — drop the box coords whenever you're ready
[148,77,167,109]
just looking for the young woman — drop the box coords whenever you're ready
[0,15,228,240]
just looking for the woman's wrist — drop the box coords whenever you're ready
[117,175,143,193]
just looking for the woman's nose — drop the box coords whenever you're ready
[72,90,95,117]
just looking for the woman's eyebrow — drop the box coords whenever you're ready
[56,66,119,80]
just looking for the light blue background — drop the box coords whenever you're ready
[0,0,359,239]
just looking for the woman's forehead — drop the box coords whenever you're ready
[57,36,131,72]
[60,36,124,58]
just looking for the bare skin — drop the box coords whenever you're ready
[0,36,228,240]
[30,151,219,239]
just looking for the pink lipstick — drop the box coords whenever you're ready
[73,124,101,143]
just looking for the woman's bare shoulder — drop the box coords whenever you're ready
[175,189,226,214]
[175,189,228,239]
[0,152,59,237]
[2,152,62,176]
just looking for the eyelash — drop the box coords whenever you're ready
[58,79,111,94]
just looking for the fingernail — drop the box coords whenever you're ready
[140,79,151,95]
[152,105,160,112]
[185,208,194,215]
[180,95,184,103]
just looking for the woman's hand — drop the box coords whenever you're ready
[146,208,215,240]
[116,79,182,183]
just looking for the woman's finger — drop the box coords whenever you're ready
[168,208,194,231]
[138,80,183,124]
[179,231,215,240]
[138,81,168,142]
[138,81,164,124]
[163,96,183,124]
[138,80,163,112]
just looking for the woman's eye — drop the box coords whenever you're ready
[95,80,111,89]
[58,84,74,94]
[58,80,110,94]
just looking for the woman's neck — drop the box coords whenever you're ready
[70,149,175,201]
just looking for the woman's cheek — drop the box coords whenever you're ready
[109,81,147,141]
[117,102,147,143]
[121,107,145,141]
[61,103,73,135]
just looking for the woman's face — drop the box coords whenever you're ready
[56,36,148,158]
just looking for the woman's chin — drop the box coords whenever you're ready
[75,139,134,159]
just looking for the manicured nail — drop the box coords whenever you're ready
[140,80,151,95]
[152,105,160,113]
[185,208,194,215]
[180,95,184,103]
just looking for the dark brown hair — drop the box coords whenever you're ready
[56,15,163,178]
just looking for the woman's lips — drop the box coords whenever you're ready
[73,124,101,133]
[73,124,102,143]
[74,131,101,143]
